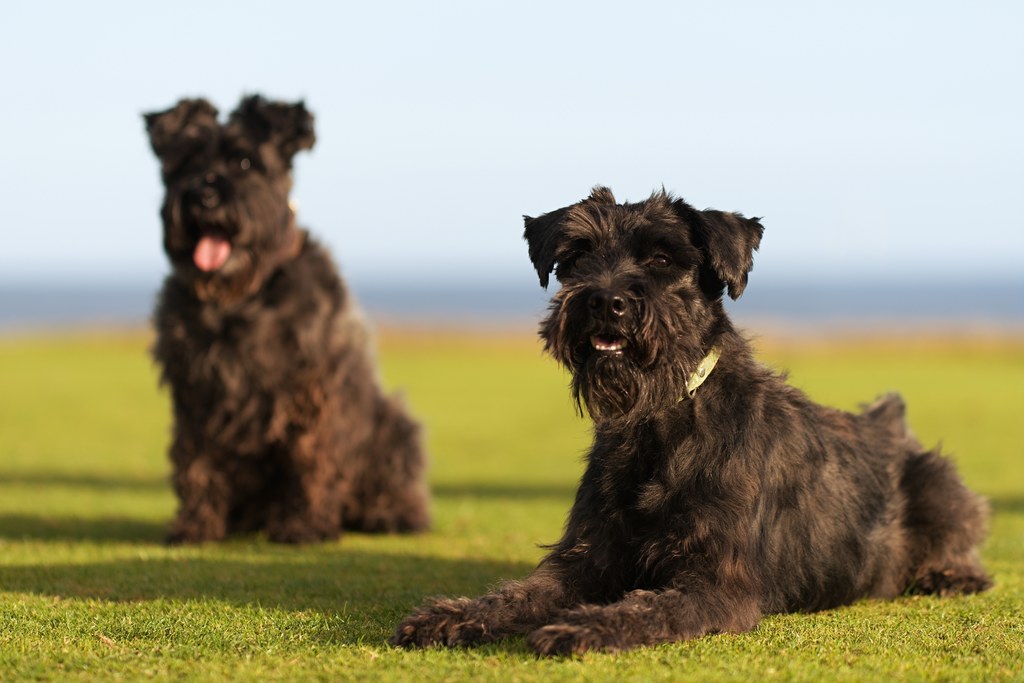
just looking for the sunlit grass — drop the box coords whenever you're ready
[0,329,1021,681]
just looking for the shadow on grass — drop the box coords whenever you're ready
[433,481,576,501]
[0,547,532,646]
[990,495,1024,516]
[0,472,168,492]
[0,514,166,542]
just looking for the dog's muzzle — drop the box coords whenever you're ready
[585,289,633,355]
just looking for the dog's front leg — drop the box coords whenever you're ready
[166,449,231,544]
[265,462,343,544]
[391,567,574,648]
[528,585,762,656]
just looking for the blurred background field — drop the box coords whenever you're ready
[0,326,1021,680]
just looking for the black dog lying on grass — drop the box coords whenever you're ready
[145,95,429,544]
[393,186,990,655]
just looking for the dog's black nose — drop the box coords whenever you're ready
[588,290,628,319]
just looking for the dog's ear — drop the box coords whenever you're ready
[144,98,219,170]
[523,186,616,288]
[673,199,763,299]
[523,207,570,289]
[231,95,316,161]
[698,209,763,299]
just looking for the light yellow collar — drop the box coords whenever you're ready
[681,345,721,400]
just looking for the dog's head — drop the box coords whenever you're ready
[144,95,315,302]
[524,186,762,422]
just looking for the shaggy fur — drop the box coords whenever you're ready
[392,186,990,655]
[146,95,429,544]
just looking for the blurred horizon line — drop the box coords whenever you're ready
[1,276,1022,333]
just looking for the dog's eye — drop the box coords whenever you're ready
[555,256,577,280]
[239,158,251,170]
[555,240,592,279]
[647,254,671,268]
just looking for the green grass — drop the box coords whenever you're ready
[1,329,1021,681]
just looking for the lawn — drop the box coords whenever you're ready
[0,328,1021,681]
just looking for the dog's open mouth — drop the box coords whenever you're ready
[193,231,232,272]
[591,335,629,354]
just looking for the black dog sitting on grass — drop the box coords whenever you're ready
[393,186,990,655]
[145,95,429,544]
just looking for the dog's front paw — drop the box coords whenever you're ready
[265,517,340,544]
[165,518,226,545]
[528,623,611,656]
[165,528,201,545]
[390,598,492,648]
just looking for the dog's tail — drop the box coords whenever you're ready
[861,392,919,445]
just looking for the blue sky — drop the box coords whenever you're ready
[2,1,1022,288]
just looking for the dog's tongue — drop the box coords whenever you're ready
[193,235,231,272]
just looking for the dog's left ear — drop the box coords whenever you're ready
[231,95,316,161]
[676,201,763,299]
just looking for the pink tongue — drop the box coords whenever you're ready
[193,235,231,272]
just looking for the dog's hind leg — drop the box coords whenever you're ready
[900,449,992,596]
[527,585,762,656]
[344,394,430,533]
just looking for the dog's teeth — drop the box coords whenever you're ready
[591,336,628,352]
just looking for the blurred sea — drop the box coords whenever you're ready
[1,279,1022,333]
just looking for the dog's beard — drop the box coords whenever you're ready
[542,288,695,426]
[573,351,689,425]
[163,186,291,304]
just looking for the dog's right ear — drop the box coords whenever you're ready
[143,98,219,169]
[523,207,570,289]
[523,186,616,288]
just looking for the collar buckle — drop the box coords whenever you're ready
[681,345,721,401]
